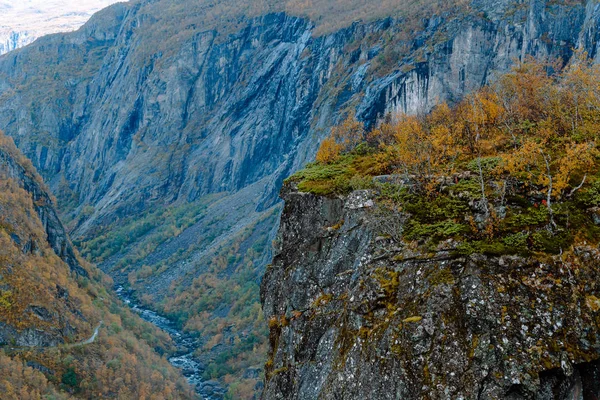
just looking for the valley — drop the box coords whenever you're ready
[0,133,195,398]
[0,0,600,398]
[116,286,225,399]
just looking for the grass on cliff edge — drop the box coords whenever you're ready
[287,56,600,255]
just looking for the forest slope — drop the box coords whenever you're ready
[0,133,194,399]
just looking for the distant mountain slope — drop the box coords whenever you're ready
[0,132,194,399]
[0,0,121,55]
[0,0,598,397]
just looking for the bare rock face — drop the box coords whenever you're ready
[261,184,600,399]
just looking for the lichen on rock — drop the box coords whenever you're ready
[261,181,600,399]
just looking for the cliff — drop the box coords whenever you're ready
[1,0,600,395]
[261,182,600,399]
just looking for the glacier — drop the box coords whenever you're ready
[0,0,121,55]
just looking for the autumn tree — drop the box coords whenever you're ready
[316,114,365,164]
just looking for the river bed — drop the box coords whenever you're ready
[115,286,225,399]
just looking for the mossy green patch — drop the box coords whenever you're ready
[384,191,470,247]
[577,179,600,207]
[0,289,13,309]
[405,220,469,241]
[427,268,455,286]
[449,178,483,199]
[466,157,502,174]
[503,206,549,229]
[286,147,383,196]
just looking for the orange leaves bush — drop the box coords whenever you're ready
[317,56,600,200]
[316,114,365,164]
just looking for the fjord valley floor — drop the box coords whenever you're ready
[0,0,599,398]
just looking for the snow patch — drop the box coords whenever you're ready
[0,0,121,55]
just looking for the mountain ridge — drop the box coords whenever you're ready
[1,0,599,396]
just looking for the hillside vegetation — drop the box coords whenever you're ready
[290,54,600,255]
[138,0,466,48]
[0,134,194,399]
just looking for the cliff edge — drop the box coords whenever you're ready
[261,181,600,399]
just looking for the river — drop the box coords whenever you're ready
[115,286,226,399]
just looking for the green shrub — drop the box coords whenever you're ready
[61,367,79,388]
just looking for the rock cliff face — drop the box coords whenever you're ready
[1,0,600,394]
[261,184,600,399]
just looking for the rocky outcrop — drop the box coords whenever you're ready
[261,184,600,399]
[0,321,65,347]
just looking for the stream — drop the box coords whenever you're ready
[115,286,226,399]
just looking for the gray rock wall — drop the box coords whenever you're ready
[261,184,600,399]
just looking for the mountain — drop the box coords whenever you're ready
[0,0,121,55]
[0,0,599,397]
[0,132,194,398]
